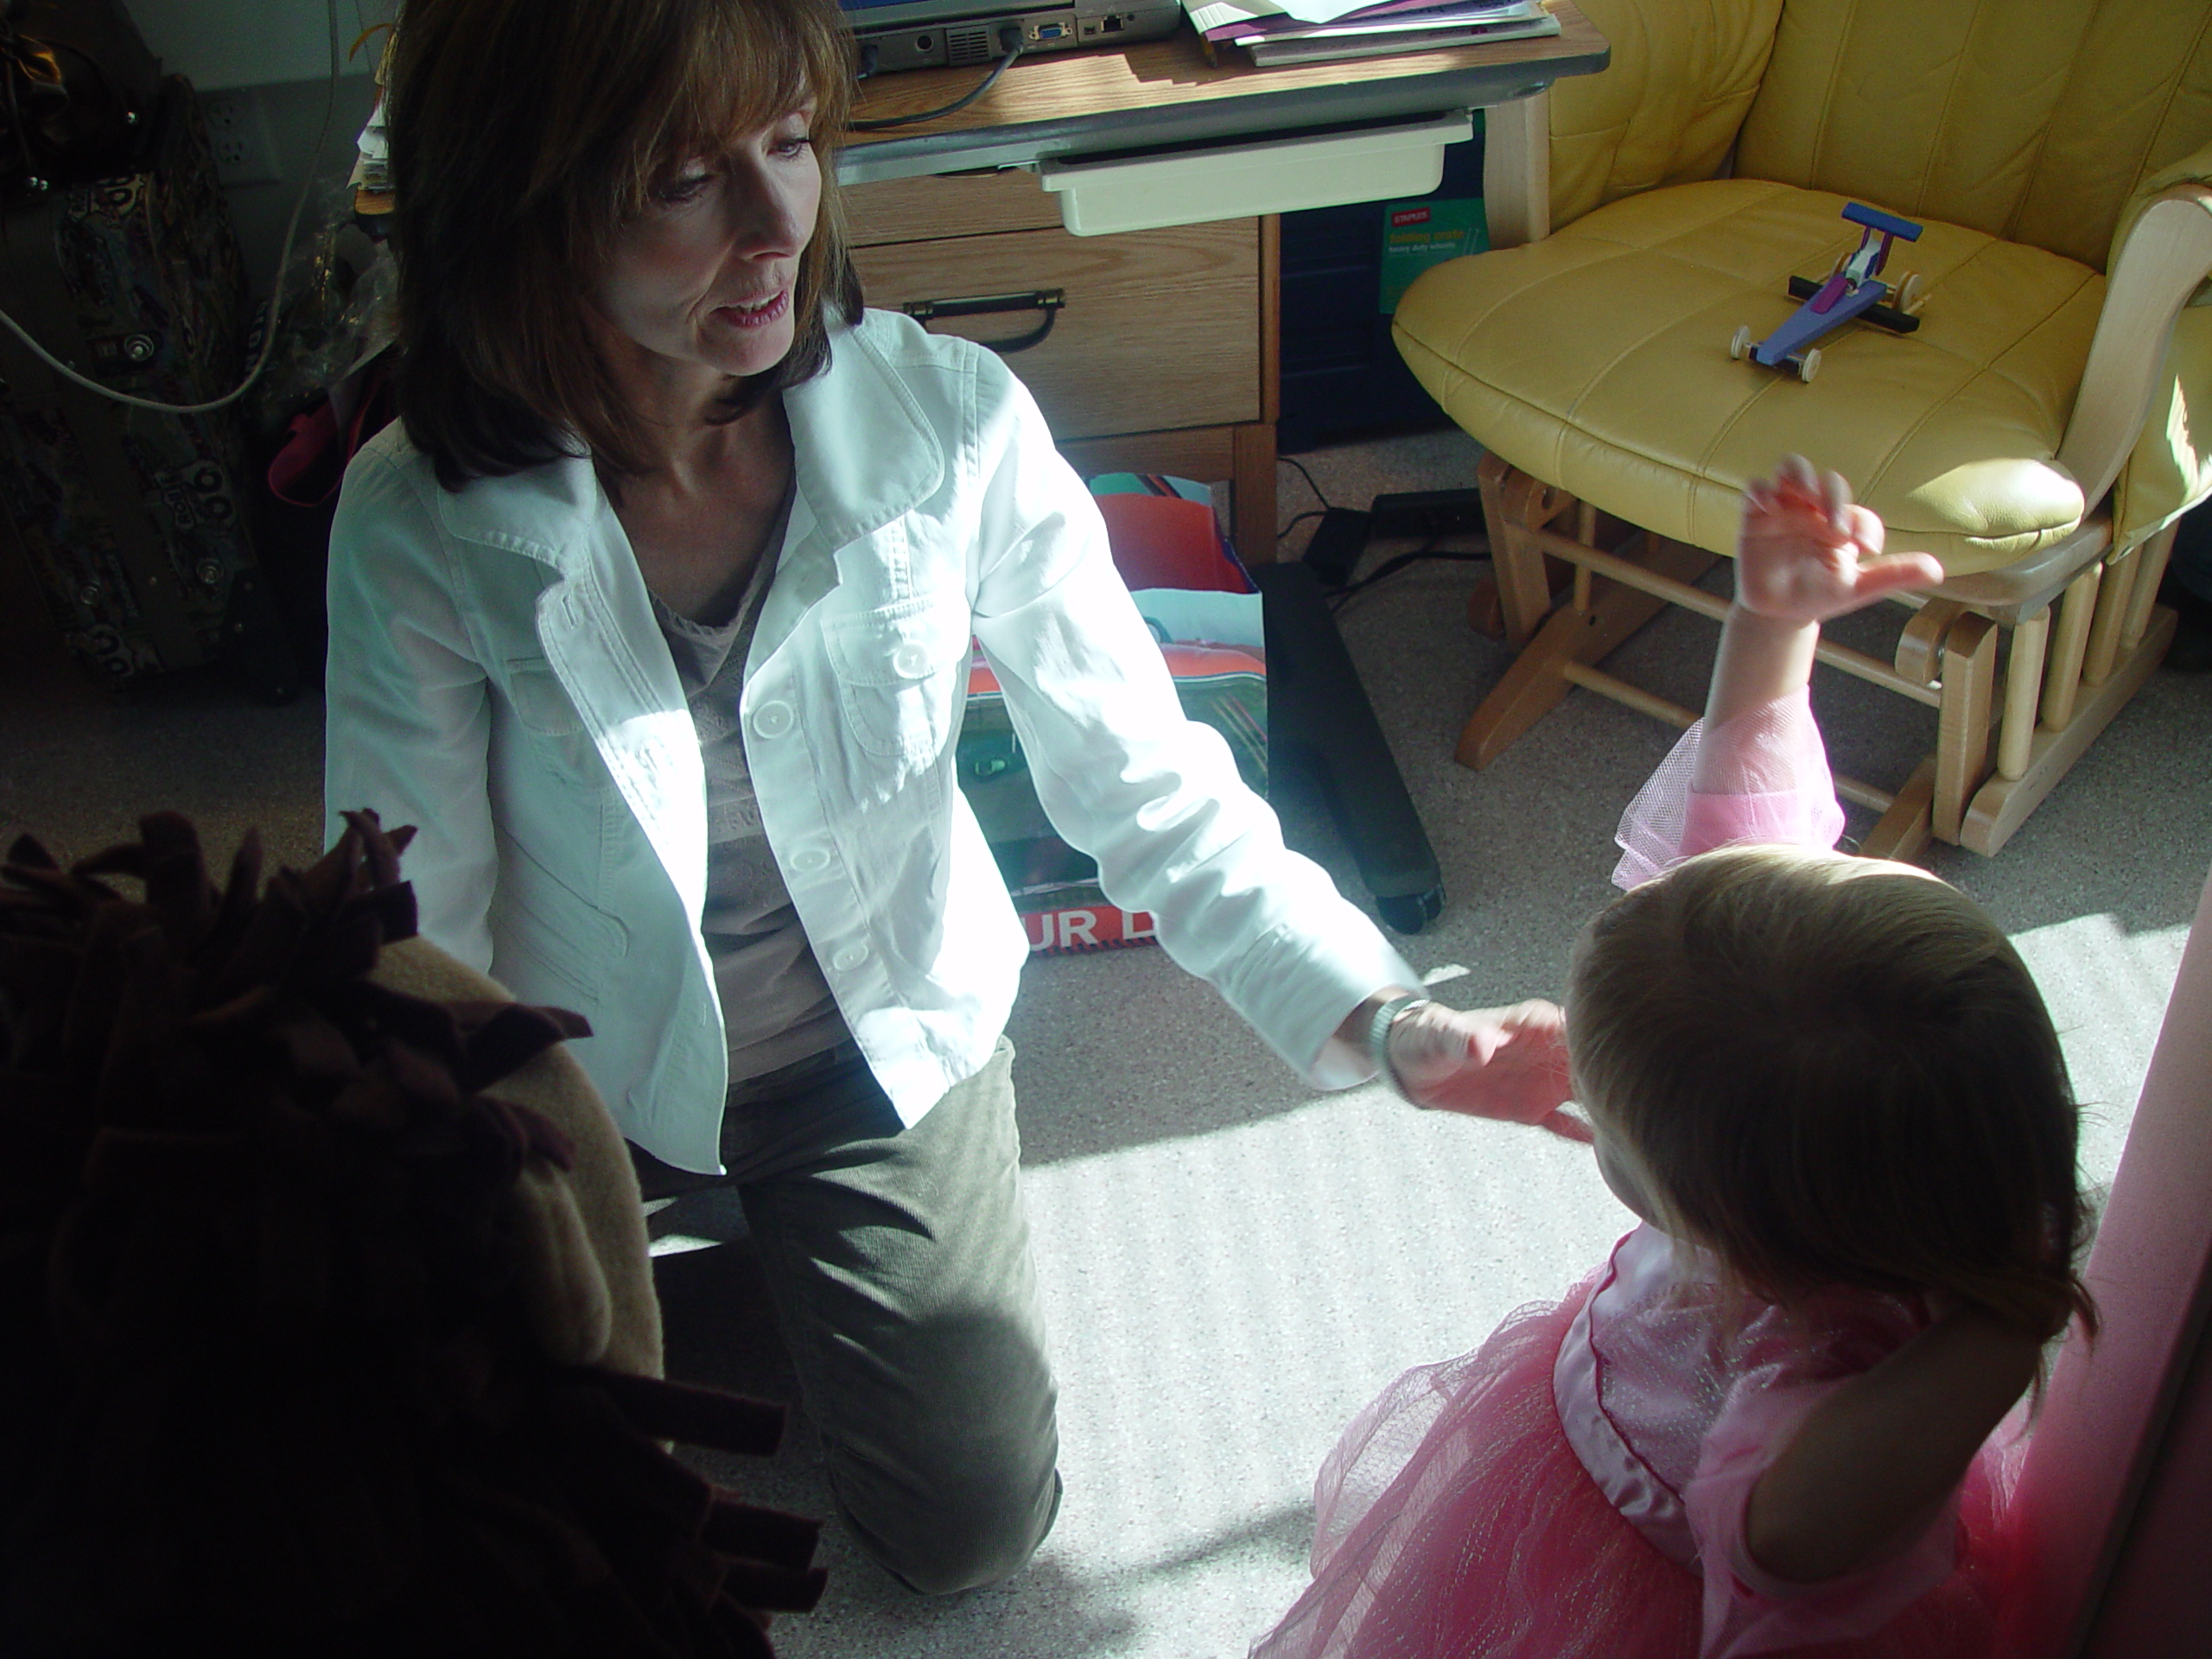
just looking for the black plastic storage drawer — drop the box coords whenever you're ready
[1277,127,1486,453]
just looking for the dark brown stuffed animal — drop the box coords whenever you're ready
[0,811,824,1657]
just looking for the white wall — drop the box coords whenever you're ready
[125,0,398,91]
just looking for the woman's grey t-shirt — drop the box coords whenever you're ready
[649,525,849,1088]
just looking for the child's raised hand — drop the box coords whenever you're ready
[1737,456,1943,624]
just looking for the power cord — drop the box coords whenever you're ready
[1329,541,1491,614]
[1278,454,1334,512]
[849,26,1024,131]
[1275,455,1338,553]
[1275,506,1326,551]
[0,0,342,416]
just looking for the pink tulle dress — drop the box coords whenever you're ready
[1251,692,2026,1659]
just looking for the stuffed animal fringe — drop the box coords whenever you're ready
[0,811,824,1656]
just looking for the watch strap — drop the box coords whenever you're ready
[1366,992,1433,1098]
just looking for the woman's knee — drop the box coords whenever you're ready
[832,1439,1063,1595]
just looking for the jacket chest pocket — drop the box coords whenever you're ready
[502,657,618,791]
[821,594,973,761]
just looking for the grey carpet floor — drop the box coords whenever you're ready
[2,426,2205,1657]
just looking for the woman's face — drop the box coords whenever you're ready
[597,104,821,385]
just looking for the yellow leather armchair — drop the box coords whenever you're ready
[1396,0,2212,856]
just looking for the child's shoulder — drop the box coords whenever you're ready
[1690,1273,1935,1414]
[1605,1226,1929,1382]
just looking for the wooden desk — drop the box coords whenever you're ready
[840,10,1607,560]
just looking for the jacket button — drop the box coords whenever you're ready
[789,844,830,874]
[830,942,869,972]
[892,643,931,678]
[752,700,795,738]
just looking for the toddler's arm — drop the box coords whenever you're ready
[1742,1306,2042,1584]
[1698,458,1942,790]
[1612,461,1942,887]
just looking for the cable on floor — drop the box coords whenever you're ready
[1275,507,1327,552]
[1328,542,1491,613]
[1277,454,1333,514]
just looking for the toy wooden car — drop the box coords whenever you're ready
[1730,202,1925,382]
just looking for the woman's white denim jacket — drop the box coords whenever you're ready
[326,310,1417,1172]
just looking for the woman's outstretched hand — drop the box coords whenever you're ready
[1387,998,1588,1142]
[1738,455,1943,625]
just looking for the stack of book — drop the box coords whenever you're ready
[1189,0,1558,67]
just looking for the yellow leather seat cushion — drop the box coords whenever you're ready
[1394,178,2107,575]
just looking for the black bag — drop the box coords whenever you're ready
[0,0,162,197]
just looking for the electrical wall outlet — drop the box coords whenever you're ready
[200,89,281,187]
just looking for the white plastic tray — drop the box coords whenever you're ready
[1037,111,1475,236]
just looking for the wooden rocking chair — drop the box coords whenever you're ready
[1393,0,2212,857]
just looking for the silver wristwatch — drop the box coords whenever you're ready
[1365,992,1433,1098]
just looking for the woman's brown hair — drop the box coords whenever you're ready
[387,0,864,489]
[1567,847,2095,1344]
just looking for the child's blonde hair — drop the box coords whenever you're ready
[1567,846,2094,1342]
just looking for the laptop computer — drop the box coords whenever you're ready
[843,0,1185,73]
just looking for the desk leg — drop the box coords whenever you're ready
[1247,213,1281,567]
[1232,422,1278,566]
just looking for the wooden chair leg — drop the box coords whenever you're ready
[2042,563,2102,730]
[1999,608,2050,781]
[1480,451,1560,648]
[1470,450,1515,637]
[2121,522,2179,651]
[1934,613,1999,844]
[1962,604,2177,855]
[1860,756,1937,863]
[1457,532,1716,768]
[2083,542,2141,688]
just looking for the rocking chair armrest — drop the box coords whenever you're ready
[1927,518,2112,625]
[1938,194,2212,624]
[2055,183,2212,518]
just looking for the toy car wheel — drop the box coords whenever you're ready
[1797,347,1822,383]
[1895,271,1924,314]
[1729,325,1752,361]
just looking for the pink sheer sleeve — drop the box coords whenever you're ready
[1684,1376,1962,1659]
[1612,689,1846,889]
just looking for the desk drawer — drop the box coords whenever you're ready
[844,170,1063,245]
[849,218,1262,440]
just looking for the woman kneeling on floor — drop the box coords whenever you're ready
[325,0,1579,1596]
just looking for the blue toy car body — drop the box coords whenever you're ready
[1731,202,1924,381]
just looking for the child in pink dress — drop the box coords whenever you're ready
[1253,458,2095,1659]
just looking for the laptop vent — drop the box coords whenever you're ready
[946,22,995,63]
